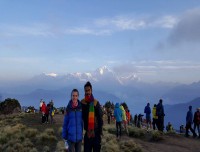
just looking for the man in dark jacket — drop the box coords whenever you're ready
[156,99,165,132]
[81,81,103,152]
[185,105,197,138]
[144,103,151,130]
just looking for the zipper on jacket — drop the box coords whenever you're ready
[75,109,77,142]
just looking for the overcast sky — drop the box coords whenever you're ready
[0,0,200,84]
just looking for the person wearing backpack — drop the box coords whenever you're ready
[62,89,83,152]
[193,108,200,138]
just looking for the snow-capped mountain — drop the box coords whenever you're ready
[34,66,140,87]
[2,65,200,117]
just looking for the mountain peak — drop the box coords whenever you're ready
[97,66,112,75]
[44,73,58,77]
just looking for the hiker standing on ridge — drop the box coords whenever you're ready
[185,105,197,138]
[41,101,47,124]
[126,109,131,125]
[144,103,151,131]
[134,114,138,127]
[81,81,103,152]
[45,103,50,123]
[49,102,55,124]
[62,89,83,152]
[193,108,200,138]
[152,104,158,130]
[156,99,165,132]
[120,104,129,135]
[114,103,122,139]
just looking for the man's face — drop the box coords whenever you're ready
[85,86,92,96]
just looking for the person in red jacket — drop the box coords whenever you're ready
[41,101,47,124]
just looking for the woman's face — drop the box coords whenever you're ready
[72,91,79,102]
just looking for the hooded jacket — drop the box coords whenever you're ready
[62,100,83,142]
[114,103,122,122]
[120,105,126,121]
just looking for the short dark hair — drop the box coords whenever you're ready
[71,89,79,97]
[84,81,92,90]
[159,99,163,103]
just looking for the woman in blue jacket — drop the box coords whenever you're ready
[62,89,83,152]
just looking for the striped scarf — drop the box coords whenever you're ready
[85,94,95,138]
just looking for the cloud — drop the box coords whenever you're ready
[0,13,179,38]
[0,23,55,38]
[112,60,200,76]
[95,15,178,31]
[168,8,200,45]
[64,27,112,36]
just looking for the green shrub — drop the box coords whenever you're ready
[128,127,145,138]
[43,146,50,152]
[0,98,21,114]
[56,140,66,152]
[101,134,120,152]
[24,128,38,138]
[29,148,38,152]
[120,140,142,152]
[150,131,164,141]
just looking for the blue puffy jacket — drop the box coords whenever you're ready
[114,103,122,122]
[62,100,83,142]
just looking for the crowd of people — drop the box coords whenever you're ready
[36,80,200,152]
[111,99,200,140]
[40,99,56,124]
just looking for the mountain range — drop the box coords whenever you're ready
[1,66,200,121]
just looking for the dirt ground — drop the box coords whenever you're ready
[131,135,200,152]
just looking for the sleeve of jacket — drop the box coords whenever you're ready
[62,114,69,140]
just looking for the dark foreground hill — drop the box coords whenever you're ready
[0,113,199,152]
